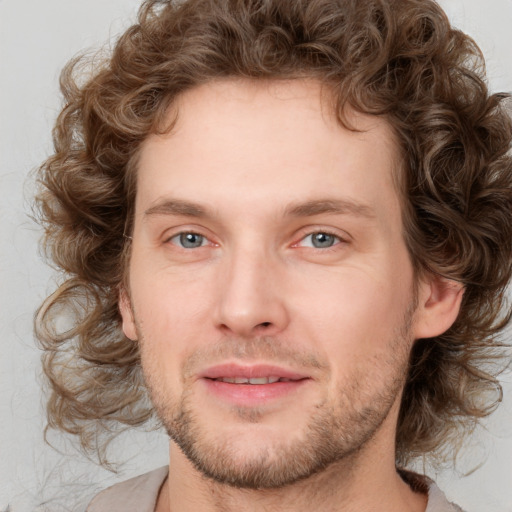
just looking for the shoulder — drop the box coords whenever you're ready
[86,466,169,512]
[399,469,466,512]
[426,481,465,512]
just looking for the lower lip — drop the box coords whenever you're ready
[202,378,309,406]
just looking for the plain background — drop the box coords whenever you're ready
[1,1,511,510]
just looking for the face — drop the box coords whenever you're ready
[121,79,420,489]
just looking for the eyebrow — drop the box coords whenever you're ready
[144,199,209,218]
[144,197,375,220]
[284,199,376,219]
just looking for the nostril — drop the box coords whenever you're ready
[259,322,272,328]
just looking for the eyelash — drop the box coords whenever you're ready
[166,232,212,249]
[165,229,347,251]
[293,230,345,250]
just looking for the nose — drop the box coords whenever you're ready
[214,244,290,338]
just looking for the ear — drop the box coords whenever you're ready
[412,274,464,339]
[119,286,138,341]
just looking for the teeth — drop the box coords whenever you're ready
[249,377,270,385]
[216,376,282,384]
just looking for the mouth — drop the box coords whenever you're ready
[199,364,310,406]
[200,363,309,382]
[210,376,298,384]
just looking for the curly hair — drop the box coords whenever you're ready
[35,0,512,467]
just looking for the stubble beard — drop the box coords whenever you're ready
[138,310,414,490]
[162,381,403,490]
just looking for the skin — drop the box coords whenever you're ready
[120,78,463,512]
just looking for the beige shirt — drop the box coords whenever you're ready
[86,466,464,512]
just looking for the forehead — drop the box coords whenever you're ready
[136,79,401,222]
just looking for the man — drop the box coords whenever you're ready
[35,0,512,510]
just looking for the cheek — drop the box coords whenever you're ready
[129,259,217,363]
[291,262,413,358]
[294,277,413,401]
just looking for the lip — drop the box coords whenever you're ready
[198,363,311,407]
[198,363,309,381]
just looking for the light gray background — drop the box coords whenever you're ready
[1,1,511,511]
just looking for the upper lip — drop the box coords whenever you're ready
[198,363,309,381]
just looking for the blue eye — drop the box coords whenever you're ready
[301,232,340,248]
[170,232,207,249]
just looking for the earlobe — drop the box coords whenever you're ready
[413,275,464,340]
[119,287,138,341]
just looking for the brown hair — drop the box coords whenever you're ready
[35,0,512,467]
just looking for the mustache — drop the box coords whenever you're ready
[181,336,330,379]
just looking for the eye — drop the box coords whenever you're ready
[298,232,342,249]
[168,232,209,249]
